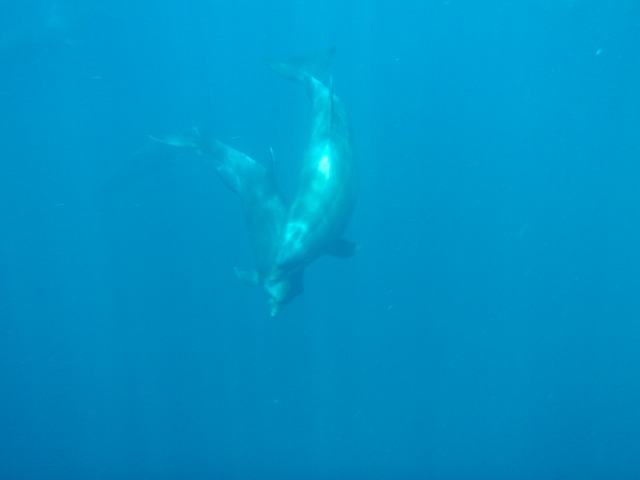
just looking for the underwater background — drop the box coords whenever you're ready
[1,0,639,478]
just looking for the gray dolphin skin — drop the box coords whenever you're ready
[265,48,358,286]
[151,130,303,315]
[155,49,356,316]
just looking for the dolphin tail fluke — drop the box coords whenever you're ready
[265,46,336,82]
[148,127,204,152]
[150,127,231,162]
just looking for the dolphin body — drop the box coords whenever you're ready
[151,131,303,315]
[156,49,357,316]
[265,48,359,287]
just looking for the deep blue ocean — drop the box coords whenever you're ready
[1,1,639,478]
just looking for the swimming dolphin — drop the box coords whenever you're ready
[155,49,357,316]
[265,48,359,285]
[150,130,303,315]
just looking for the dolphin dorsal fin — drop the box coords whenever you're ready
[267,145,278,189]
[326,238,360,258]
[268,145,276,170]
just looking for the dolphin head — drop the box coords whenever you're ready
[264,268,304,316]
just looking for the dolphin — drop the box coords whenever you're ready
[154,49,358,316]
[265,48,359,284]
[151,130,303,315]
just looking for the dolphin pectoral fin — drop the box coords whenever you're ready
[234,267,260,287]
[326,238,360,258]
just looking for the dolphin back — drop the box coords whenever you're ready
[265,46,336,82]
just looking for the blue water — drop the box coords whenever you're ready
[1,1,639,478]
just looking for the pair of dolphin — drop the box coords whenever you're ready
[156,48,357,315]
